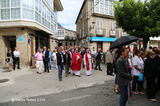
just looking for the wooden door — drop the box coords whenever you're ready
[30,37,35,68]
[31,37,34,56]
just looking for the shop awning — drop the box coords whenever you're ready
[89,37,116,42]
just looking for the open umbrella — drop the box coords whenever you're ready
[110,36,139,50]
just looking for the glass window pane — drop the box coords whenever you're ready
[11,0,20,7]
[38,0,41,13]
[1,9,10,20]
[1,0,10,8]
[42,17,45,26]
[35,11,38,22]
[35,0,38,11]
[22,8,34,20]
[38,13,41,23]
[22,0,34,9]
[42,3,45,17]
[11,8,20,19]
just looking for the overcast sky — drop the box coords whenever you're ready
[58,0,83,31]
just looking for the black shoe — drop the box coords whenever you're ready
[59,79,62,81]
[47,71,49,73]
[99,69,102,71]
[110,74,114,76]
[17,68,21,70]
[95,68,98,70]
[44,71,46,73]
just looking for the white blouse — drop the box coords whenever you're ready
[132,55,144,76]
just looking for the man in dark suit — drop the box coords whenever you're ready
[95,48,102,71]
[116,48,132,106]
[80,48,86,68]
[56,47,64,81]
[42,46,49,73]
[69,46,75,54]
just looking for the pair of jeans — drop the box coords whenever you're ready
[58,65,63,80]
[119,85,132,106]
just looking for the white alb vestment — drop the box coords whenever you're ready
[84,53,93,75]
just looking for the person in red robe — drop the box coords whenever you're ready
[84,49,93,76]
[71,48,82,77]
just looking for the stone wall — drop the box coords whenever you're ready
[50,39,57,52]
[0,28,38,67]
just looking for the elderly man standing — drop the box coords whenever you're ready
[106,50,114,76]
[42,46,49,73]
[13,47,21,70]
[116,48,132,106]
[35,48,43,74]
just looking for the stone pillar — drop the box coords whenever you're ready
[50,39,57,52]
[103,42,110,52]
[0,33,5,65]
[16,30,28,66]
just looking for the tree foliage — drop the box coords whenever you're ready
[114,0,160,50]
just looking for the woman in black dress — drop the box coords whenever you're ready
[6,48,13,72]
[144,50,157,102]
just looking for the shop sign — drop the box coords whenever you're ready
[18,36,23,42]
[28,37,30,45]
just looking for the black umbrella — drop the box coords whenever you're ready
[110,36,139,50]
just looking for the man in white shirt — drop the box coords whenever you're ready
[91,47,96,55]
[13,47,21,70]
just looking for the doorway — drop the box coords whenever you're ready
[97,42,103,51]
[3,36,16,58]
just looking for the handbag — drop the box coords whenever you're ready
[138,70,144,81]
[5,58,10,62]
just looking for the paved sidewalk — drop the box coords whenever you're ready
[0,64,115,103]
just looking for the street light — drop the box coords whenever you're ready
[89,21,96,30]
[88,21,96,48]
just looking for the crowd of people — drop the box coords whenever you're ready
[33,46,103,81]
[5,45,160,105]
[113,46,160,106]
